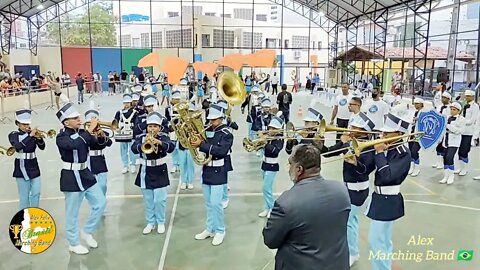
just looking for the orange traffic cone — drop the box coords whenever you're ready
[297,106,303,117]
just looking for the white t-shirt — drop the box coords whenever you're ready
[271,75,278,84]
[364,99,390,130]
[336,94,352,120]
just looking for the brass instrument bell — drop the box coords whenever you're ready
[141,133,159,154]
[0,145,15,156]
[217,71,246,106]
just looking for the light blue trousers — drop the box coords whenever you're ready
[202,184,225,233]
[222,172,229,203]
[171,142,180,168]
[16,177,41,210]
[347,204,360,256]
[120,142,136,168]
[262,170,277,210]
[178,149,195,184]
[95,172,108,196]
[141,187,168,225]
[369,220,394,270]
[64,183,106,246]
[247,123,256,141]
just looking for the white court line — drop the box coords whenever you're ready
[157,180,182,270]
[405,200,480,211]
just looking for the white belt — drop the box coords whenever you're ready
[263,157,278,164]
[138,158,165,167]
[345,181,369,191]
[374,185,401,195]
[89,150,103,156]
[16,153,36,159]
[63,162,88,170]
[205,159,224,167]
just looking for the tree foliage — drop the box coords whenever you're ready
[46,3,117,47]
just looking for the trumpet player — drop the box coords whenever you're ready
[258,115,284,218]
[131,112,176,235]
[85,109,112,197]
[56,103,106,255]
[285,107,323,155]
[366,111,410,270]
[190,104,233,246]
[114,94,138,174]
[322,113,376,267]
[408,98,426,177]
[133,94,169,139]
[259,98,273,131]
[8,109,45,210]
[165,90,182,173]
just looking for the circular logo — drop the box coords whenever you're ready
[8,207,56,254]
[369,105,379,113]
[339,99,347,106]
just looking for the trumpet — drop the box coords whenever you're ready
[0,145,15,156]
[36,129,56,139]
[141,132,160,154]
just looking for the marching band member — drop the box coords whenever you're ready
[408,98,426,177]
[191,104,233,246]
[258,115,284,218]
[160,77,171,106]
[133,94,169,139]
[433,82,446,109]
[165,90,182,173]
[322,113,376,266]
[132,92,146,118]
[246,90,263,141]
[455,90,478,176]
[367,112,411,270]
[85,109,112,196]
[432,92,451,169]
[439,101,465,185]
[114,94,138,174]
[260,98,273,131]
[348,97,363,125]
[285,107,322,155]
[132,111,175,234]
[56,103,106,255]
[330,84,352,143]
[9,109,45,210]
[177,102,197,190]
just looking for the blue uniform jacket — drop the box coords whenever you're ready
[56,128,98,192]
[131,133,175,189]
[114,108,137,142]
[285,134,323,155]
[199,124,234,185]
[323,141,375,206]
[367,144,410,221]
[9,130,45,179]
[88,130,113,175]
[133,114,170,139]
[222,119,238,172]
[261,138,284,172]
[260,113,272,131]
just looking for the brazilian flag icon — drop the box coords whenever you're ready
[457,250,473,261]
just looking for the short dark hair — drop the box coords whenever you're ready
[351,97,362,106]
[291,144,321,171]
[281,84,287,90]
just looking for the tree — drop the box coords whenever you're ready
[46,3,117,47]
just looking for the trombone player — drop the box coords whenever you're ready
[8,109,45,210]
[131,112,175,235]
[285,107,323,155]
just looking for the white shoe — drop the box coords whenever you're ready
[458,161,468,176]
[411,167,420,177]
[157,224,165,234]
[439,170,447,184]
[80,231,98,248]
[222,200,229,209]
[69,245,89,255]
[349,254,360,267]
[433,156,443,169]
[212,233,225,246]
[447,170,455,185]
[121,167,128,174]
[130,165,136,174]
[408,163,414,175]
[195,230,214,240]
[187,184,194,190]
[143,224,155,235]
[258,210,268,217]
[267,210,271,218]
[180,183,187,190]
[227,185,231,191]
[473,175,480,180]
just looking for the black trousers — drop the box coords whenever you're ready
[458,135,472,161]
[443,147,458,167]
[436,141,445,156]
[281,109,290,124]
[272,84,278,95]
[311,83,316,93]
[336,118,349,143]
[408,141,420,162]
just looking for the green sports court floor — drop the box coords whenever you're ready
[0,92,478,270]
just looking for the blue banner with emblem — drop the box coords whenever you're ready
[417,110,447,150]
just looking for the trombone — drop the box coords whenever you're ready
[317,119,380,137]
[84,120,118,138]
[0,145,15,156]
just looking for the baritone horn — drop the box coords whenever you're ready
[0,145,15,156]
[217,71,246,106]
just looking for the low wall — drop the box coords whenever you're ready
[0,87,78,114]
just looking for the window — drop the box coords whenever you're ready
[284,39,289,48]
[318,41,322,50]
[166,29,192,48]
[292,35,309,50]
[205,12,216,17]
[182,6,202,16]
[266,38,277,48]
[202,34,210,47]
[233,8,253,20]
[121,35,131,47]
[312,41,315,49]
[168,12,179,17]
[213,29,234,47]
[141,33,150,48]
[221,14,231,18]
[256,14,267,21]
[152,31,163,48]
[243,32,262,48]
[132,38,140,48]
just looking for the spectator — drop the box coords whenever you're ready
[271,72,279,95]
[276,84,292,123]
[76,73,85,104]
